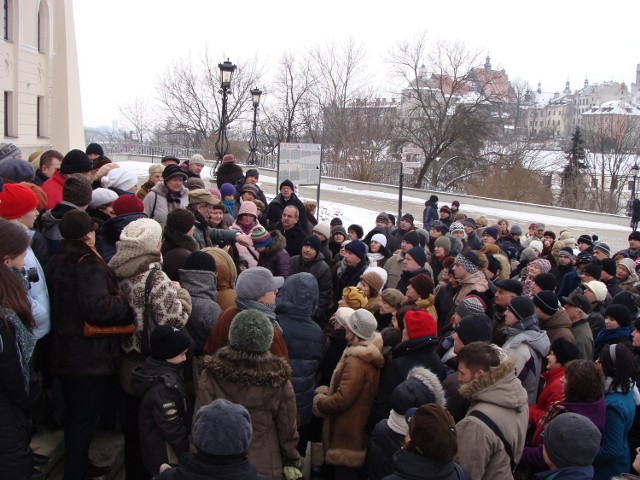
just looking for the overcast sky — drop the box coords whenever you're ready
[73,0,638,128]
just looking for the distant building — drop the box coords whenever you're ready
[0,0,83,157]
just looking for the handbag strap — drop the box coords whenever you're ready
[143,268,157,331]
[468,410,516,472]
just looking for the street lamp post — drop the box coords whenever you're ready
[214,59,237,162]
[631,164,640,230]
[632,164,639,201]
[247,87,262,165]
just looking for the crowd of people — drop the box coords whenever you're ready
[2,142,640,480]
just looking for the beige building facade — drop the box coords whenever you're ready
[0,0,83,157]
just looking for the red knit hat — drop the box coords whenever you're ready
[404,310,437,339]
[0,183,38,219]
[113,194,144,216]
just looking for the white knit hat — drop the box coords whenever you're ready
[101,168,139,191]
[371,233,387,247]
[89,188,118,209]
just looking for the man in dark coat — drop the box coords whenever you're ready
[266,179,308,232]
[332,240,369,303]
[234,168,268,206]
[268,205,307,257]
[422,195,439,230]
[215,154,244,189]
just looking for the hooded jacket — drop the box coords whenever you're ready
[38,201,80,255]
[277,273,323,426]
[455,358,529,480]
[178,269,221,354]
[201,247,237,310]
[290,251,333,324]
[539,308,575,344]
[156,452,266,480]
[161,229,199,281]
[257,230,291,278]
[423,201,439,230]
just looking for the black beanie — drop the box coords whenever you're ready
[348,224,364,239]
[60,149,92,174]
[533,291,559,316]
[86,143,104,157]
[406,246,427,267]
[600,258,617,277]
[605,304,631,327]
[302,234,321,253]
[150,325,191,360]
[550,337,580,365]
[330,217,343,227]
[456,313,493,345]
[183,251,216,273]
[165,208,196,234]
[62,175,93,206]
[508,296,535,321]
[533,273,557,292]
[279,179,294,191]
[402,231,421,247]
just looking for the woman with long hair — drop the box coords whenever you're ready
[0,219,38,479]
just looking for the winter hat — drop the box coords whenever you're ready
[59,209,98,240]
[332,226,348,239]
[0,142,20,160]
[113,194,144,216]
[404,310,437,339]
[381,288,405,309]
[434,236,451,254]
[593,242,610,257]
[245,168,259,179]
[577,234,594,246]
[342,287,368,309]
[482,226,499,240]
[279,179,294,191]
[62,175,93,206]
[60,149,92,174]
[629,231,640,242]
[183,250,216,273]
[456,313,493,345]
[162,164,188,181]
[86,143,104,157]
[237,201,258,218]
[347,224,364,239]
[529,240,543,254]
[166,208,196,234]
[550,337,580,366]
[558,247,575,259]
[344,309,377,341]
[90,156,111,170]
[189,154,205,165]
[611,291,639,318]
[617,258,637,276]
[402,231,421,247]
[455,296,486,318]
[345,240,367,261]
[0,184,38,219]
[575,252,594,265]
[160,155,180,165]
[333,307,355,327]
[229,309,274,354]
[406,246,427,267]
[222,154,236,164]
[219,183,236,198]
[495,279,524,296]
[455,252,480,274]
[302,234,321,253]
[361,270,385,295]
[101,168,138,191]
[118,218,163,255]
[409,273,434,298]
[89,188,118,209]
[582,280,608,303]
[582,262,602,280]
[510,225,523,235]
[189,189,218,206]
[376,212,391,224]
[605,304,631,327]
[533,272,557,292]
[486,255,500,275]
[186,177,206,190]
[450,222,465,234]
[530,258,552,274]
[0,158,35,182]
[391,371,439,416]
[508,296,535,321]
[439,205,451,215]
[401,213,414,225]
[148,164,164,175]
[330,217,343,227]
[192,399,252,456]
[406,404,457,462]
[241,183,259,198]
[235,267,284,301]
[313,222,331,240]
[431,222,449,235]
[533,291,559,316]
[371,233,387,248]
[150,324,191,360]
[209,187,222,200]
[427,194,439,203]
[251,226,272,249]
[543,413,601,468]
[599,258,616,277]
[520,248,537,262]
[462,218,476,229]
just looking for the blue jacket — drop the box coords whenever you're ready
[277,273,323,426]
[422,201,439,230]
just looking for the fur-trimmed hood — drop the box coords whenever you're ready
[459,358,527,412]
[203,346,291,387]
[341,341,385,369]
[407,366,446,406]
[262,229,287,255]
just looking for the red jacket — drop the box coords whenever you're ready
[41,171,65,210]
[528,366,565,425]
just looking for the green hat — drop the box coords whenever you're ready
[228,309,274,354]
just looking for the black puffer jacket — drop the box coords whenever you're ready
[290,252,333,324]
[215,162,244,189]
[277,273,323,426]
[45,240,134,377]
[266,192,309,232]
[96,212,147,263]
[131,358,189,475]
[382,448,469,480]
[157,452,267,480]
[367,420,404,480]
[333,258,369,302]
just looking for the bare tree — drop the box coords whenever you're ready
[118,96,156,144]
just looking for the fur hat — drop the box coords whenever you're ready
[456,313,493,345]
[361,270,384,295]
[543,413,601,468]
[236,267,284,301]
[404,310,437,339]
[219,183,236,197]
[402,231,421,247]
[189,188,218,206]
[345,309,377,340]
[406,246,427,267]
[279,179,294,191]
[533,291,559,316]
[101,168,138,191]
[86,143,104,157]
[508,296,535,321]
[0,157,35,182]
[183,250,216,273]
[605,304,631,327]
[582,280,607,303]
[434,236,452,254]
[341,287,368,309]
[113,195,144,216]
[532,272,557,292]
[166,208,196,234]
[371,233,387,248]
[0,184,38,219]
[162,164,188,181]
[302,234,321,253]
[150,324,191,360]
[62,175,93,207]
[347,224,364,239]
[251,226,272,249]
[59,209,98,240]
[192,399,252,456]
[455,296,486,318]
[229,309,274,353]
[381,288,405,309]
[89,188,118,209]
[407,404,457,462]
[345,240,367,261]
[409,273,434,298]
[60,149,92,174]
[0,143,20,161]
[313,222,331,240]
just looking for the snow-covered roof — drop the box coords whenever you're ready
[582,100,640,116]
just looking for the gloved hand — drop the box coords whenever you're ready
[283,466,303,480]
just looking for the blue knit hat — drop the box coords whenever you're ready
[345,240,367,261]
[220,183,236,197]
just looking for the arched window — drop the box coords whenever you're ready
[37,1,50,53]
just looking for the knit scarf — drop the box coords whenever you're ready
[222,199,235,216]
[0,307,36,395]
[235,297,283,333]
[166,189,183,209]
[386,410,408,435]
[594,326,631,346]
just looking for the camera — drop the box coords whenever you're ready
[21,266,39,284]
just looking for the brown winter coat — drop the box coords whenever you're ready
[539,308,575,344]
[201,247,237,310]
[313,341,384,468]
[194,347,301,479]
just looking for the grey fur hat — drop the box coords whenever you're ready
[228,309,274,353]
[192,399,252,456]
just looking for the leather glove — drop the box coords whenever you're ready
[283,466,303,480]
